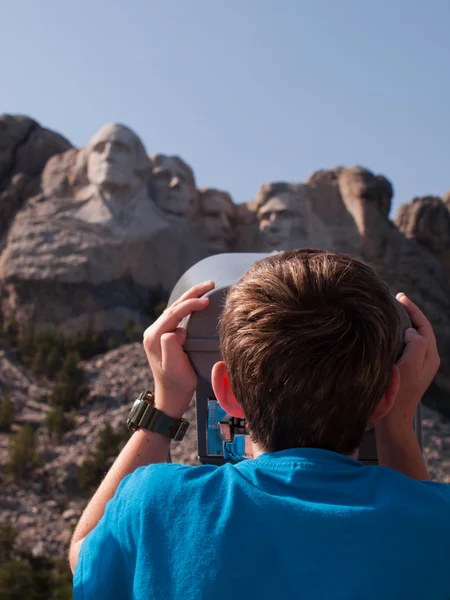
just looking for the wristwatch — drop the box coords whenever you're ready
[127,390,189,441]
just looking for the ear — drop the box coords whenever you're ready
[211,361,245,418]
[369,365,400,423]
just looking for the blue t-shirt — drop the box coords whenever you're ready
[73,449,450,599]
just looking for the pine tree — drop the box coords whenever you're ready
[50,558,73,600]
[16,327,36,365]
[123,319,139,342]
[3,319,19,347]
[0,394,14,432]
[57,352,84,388]
[0,560,35,599]
[0,524,16,563]
[51,352,85,410]
[0,527,72,600]
[45,348,62,379]
[31,346,47,376]
[78,425,122,493]
[44,407,74,443]
[94,424,122,463]
[7,425,38,480]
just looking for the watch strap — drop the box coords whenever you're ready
[127,391,189,441]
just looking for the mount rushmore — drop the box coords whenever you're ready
[0,114,449,396]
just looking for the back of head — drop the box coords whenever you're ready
[219,249,400,455]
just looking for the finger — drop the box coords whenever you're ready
[152,297,210,338]
[397,328,427,369]
[396,294,436,347]
[171,281,215,308]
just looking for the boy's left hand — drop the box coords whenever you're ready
[143,281,215,419]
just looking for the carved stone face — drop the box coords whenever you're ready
[151,157,193,217]
[258,192,305,250]
[198,191,234,253]
[87,124,144,191]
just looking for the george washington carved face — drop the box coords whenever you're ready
[86,123,149,192]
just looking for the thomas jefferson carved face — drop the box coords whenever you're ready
[151,156,195,217]
[86,124,146,191]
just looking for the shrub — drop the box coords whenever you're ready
[14,326,109,380]
[107,336,118,351]
[150,286,169,320]
[20,328,65,378]
[44,407,75,443]
[31,346,47,376]
[45,348,63,379]
[0,394,15,432]
[50,558,73,600]
[123,319,140,342]
[50,352,85,410]
[153,301,167,319]
[0,524,17,563]
[78,424,123,493]
[57,352,84,388]
[3,319,19,347]
[78,457,100,494]
[95,423,125,463]
[68,331,108,360]
[16,327,36,364]
[26,556,53,600]
[0,560,35,599]
[8,425,38,480]
[0,554,72,600]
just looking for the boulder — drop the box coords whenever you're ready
[396,196,450,278]
[0,114,71,242]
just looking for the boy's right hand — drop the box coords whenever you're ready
[143,281,215,420]
[380,293,440,430]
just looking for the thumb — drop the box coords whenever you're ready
[160,328,186,350]
[160,331,183,352]
[404,327,419,343]
[398,328,426,367]
[174,327,187,345]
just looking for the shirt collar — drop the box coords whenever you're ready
[252,447,364,470]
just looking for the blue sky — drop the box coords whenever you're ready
[2,0,449,215]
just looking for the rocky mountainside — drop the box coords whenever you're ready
[0,341,449,560]
[0,342,197,558]
[0,116,449,402]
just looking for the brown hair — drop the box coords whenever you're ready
[219,249,400,455]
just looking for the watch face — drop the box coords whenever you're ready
[127,399,143,431]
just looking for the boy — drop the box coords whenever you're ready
[70,249,449,599]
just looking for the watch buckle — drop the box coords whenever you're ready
[173,420,190,442]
